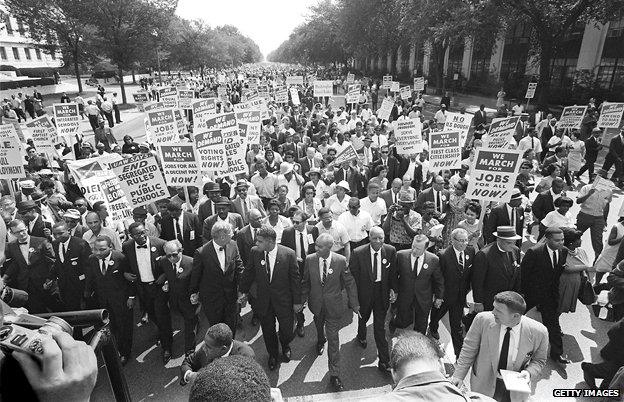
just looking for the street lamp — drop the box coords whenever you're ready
[152,30,161,84]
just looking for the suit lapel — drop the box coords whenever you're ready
[364,245,373,281]
[513,320,533,370]
[488,320,501,372]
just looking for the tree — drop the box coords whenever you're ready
[4,0,99,93]
[492,0,624,104]
[90,0,177,103]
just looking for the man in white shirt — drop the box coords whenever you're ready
[360,182,387,226]
[82,211,122,251]
[316,207,351,262]
[434,104,448,126]
[338,197,373,250]
[277,162,304,204]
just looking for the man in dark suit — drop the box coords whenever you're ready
[380,178,403,209]
[540,118,557,160]
[50,221,91,311]
[190,221,244,336]
[302,233,359,392]
[471,226,521,312]
[415,175,450,221]
[197,182,222,223]
[179,323,255,385]
[202,197,244,243]
[160,201,202,257]
[332,161,365,199]
[298,146,324,177]
[159,240,197,356]
[391,234,444,334]
[602,129,624,183]
[19,200,52,241]
[542,146,571,186]
[122,222,172,363]
[582,317,624,390]
[3,219,60,313]
[531,177,565,227]
[577,128,603,181]
[349,226,396,372]
[240,226,301,371]
[281,210,319,337]
[521,227,569,364]
[84,235,134,364]
[473,104,487,128]
[483,188,525,245]
[236,208,263,326]
[371,145,400,188]
[428,228,475,357]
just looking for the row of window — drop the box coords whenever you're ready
[3,16,30,37]
[0,46,54,61]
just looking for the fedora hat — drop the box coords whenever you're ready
[493,226,521,240]
[397,190,416,206]
[18,200,37,213]
[306,167,322,178]
[234,179,250,189]
[509,188,522,201]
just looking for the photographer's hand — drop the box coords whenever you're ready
[12,332,97,402]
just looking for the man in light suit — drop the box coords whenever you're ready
[302,233,359,392]
[231,179,266,224]
[349,226,396,372]
[391,234,444,334]
[202,197,244,243]
[451,291,548,401]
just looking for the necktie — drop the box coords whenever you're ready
[309,158,314,169]
[174,218,182,242]
[137,244,147,249]
[241,198,248,221]
[412,256,419,273]
[100,259,106,275]
[436,191,442,213]
[373,252,379,281]
[498,327,512,371]
[299,232,306,259]
[458,252,464,271]
[265,252,271,282]
[61,243,67,262]
[552,250,558,268]
[322,258,327,286]
[510,207,516,229]
[253,228,257,243]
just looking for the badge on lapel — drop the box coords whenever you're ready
[261,260,266,266]
[151,246,157,252]
[108,260,115,266]
[176,266,183,274]
[423,263,429,270]
[28,247,34,253]
[71,261,78,266]
[327,268,333,274]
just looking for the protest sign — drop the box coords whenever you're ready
[27,117,57,160]
[66,154,122,205]
[147,109,178,145]
[400,86,412,100]
[0,123,23,146]
[158,87,178,108]
[143,101,165,111]
[346,73,355,84]
[100,177,132,223]
[377,98,394,121]
[0,135,25,179]
[394,119,423,155]
[192,98,217,134]
[382,75,392,89]
[286,76,304,86]
[314,80,334,97]
[158,142,202,186]
[557,106,587,129]
[204,113,247,177]
[466,148,523,203]
[234,98,269,120]
[133,92,150,111]
[331,144,358,166]
[275,88,289,104]
[390,81,400,93]
[329,96,346,112]
[414,77,425,91]
[484,116,520,149]
[257,84,269,100]
[239,121,261,145]
[592,176,617,192]
[217,86,227,98]
[173,109,188,135]
[109,153,168,208]
[194,129,225,174]
[597,103,624,128]
[444,112,473,146]
[53,103,80,138]
[26,114,58,145]
[248,78,259,91]
[346,84,361,104]
[525,82,537,99]
[290,87,300,105]
[177,89,195,109]
[429,131,462,170]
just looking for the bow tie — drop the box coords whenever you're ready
[137,245,148,249]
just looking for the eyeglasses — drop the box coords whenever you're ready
[166,252,180,258]
[381,151,389,154]
[291,220,303,224]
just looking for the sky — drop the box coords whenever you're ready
[176,0,315,60]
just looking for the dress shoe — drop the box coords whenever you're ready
[163,350,172,364]
[356,337,367,349]
[428,329,440,340]
[551,354,571,365]
[119,356,129,366]
[316,342,325,356]
[282,346,292,362]
[296,325,305,338]
[268,356,278,371]
[377,361,391,373]
[581,362,597,389]
[329,376,344,392]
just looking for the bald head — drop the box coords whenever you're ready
[315,233,334,258]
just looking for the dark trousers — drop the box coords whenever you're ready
[412,302,430,334]
[602,154,623,181]
[357,283,389,364]
[113,105,121,123]
[260,301,294,359]
[26,285,63,314]
[14,108,27,122]
[203,299,238,338]
[88,114,99,131]
[394,300,429,334]
[576,212,606,259]
[170,291,197,353]
[140,282,173,351]
[105,298,133,358]
[584,360,621,389]
[429,300,464,357]
[296,260,305,329]
[526,300,563,357]
[578,158,596,179]
[103,111,114,127]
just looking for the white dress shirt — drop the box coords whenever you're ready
[318,252,333,279]
[266,245,278,281]
[212,241,227,272]
[360,196,387,226]
[338,210,374,242]
[135,240,155,282]
[370,246,382,282]
[454,247,465,269]
[498,318,523,370]
[410,253,424,275]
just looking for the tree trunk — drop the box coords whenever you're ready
[536,37,554,108]
[200,66,204,79]
[118,66,127,104]
[131,69,136,84]
[73,59,83,94]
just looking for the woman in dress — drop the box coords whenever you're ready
[325,180,350,220]
[539,196,575,239]
[535,164,561,193]
[306,168,330,203]
[275,184,293,216]
[264,149,280,173]
[560,227,591,314]
[458,201,482,250]
[594,216,624,287]
[262,199,292,243]
[568,130,585,184]
[496,88,506,108]
[442,178,469,248]
[297,183,322,225]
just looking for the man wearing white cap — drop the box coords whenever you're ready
[63,209,86,238]
[16,179,36,203]
[277,162,304,204]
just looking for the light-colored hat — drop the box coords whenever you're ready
[493,226,521,240]
[335,180,350,192]
[235,179,250,189]
[20,179,35,189]
[63,209,81,220]
[279,162,294,175]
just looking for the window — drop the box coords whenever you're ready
[35,48,41,60]
[0,48,6,60]
[5,16,13,35]
[12,47,20,60]
[17,20,26,36]
[24,48,31,60]
[607,18,624,38]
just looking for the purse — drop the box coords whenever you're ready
[578,272,596,305]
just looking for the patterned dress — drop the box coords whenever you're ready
[442,193,468,248]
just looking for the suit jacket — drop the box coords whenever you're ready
[4,236,55,292]
[333,166,365,198]
[231,195,266,224]
[51,236,91,307]
[608,134,624,159]
[453,312,548,398]
[473,110,487,127]
[584,135,601,160]
[240,245,301,317]
[349,243,396,311]
[190,240,244,307]
[69,224,86,238]
[471,243,521,310]
[439,245,475,305]
[180,340,255,384]
[160,212,202,257]
[392,250,444,317]
[415,187,450,216]
[84,250,133,305]
[236,225,258,267]
[28,215,52,240]
[280,225,319,260]
[540,125,555,149]
[520,243,566,306]
[483,204,525,245]
[159,254,194,300]
[301,252,359,318]
[372,156,400,188]
[202,213,244,243]
[531,191,554,222]
[380,189,400,210]
[198,199,216,224]
[298,156,325,176]
[122,237,166,294]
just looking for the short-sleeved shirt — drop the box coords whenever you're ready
[360,196,387,226]
[316,221,351,252]
[251,172,279,199]
[389,210,422,245]
[338,210,374,242]
[578,184,612,217]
